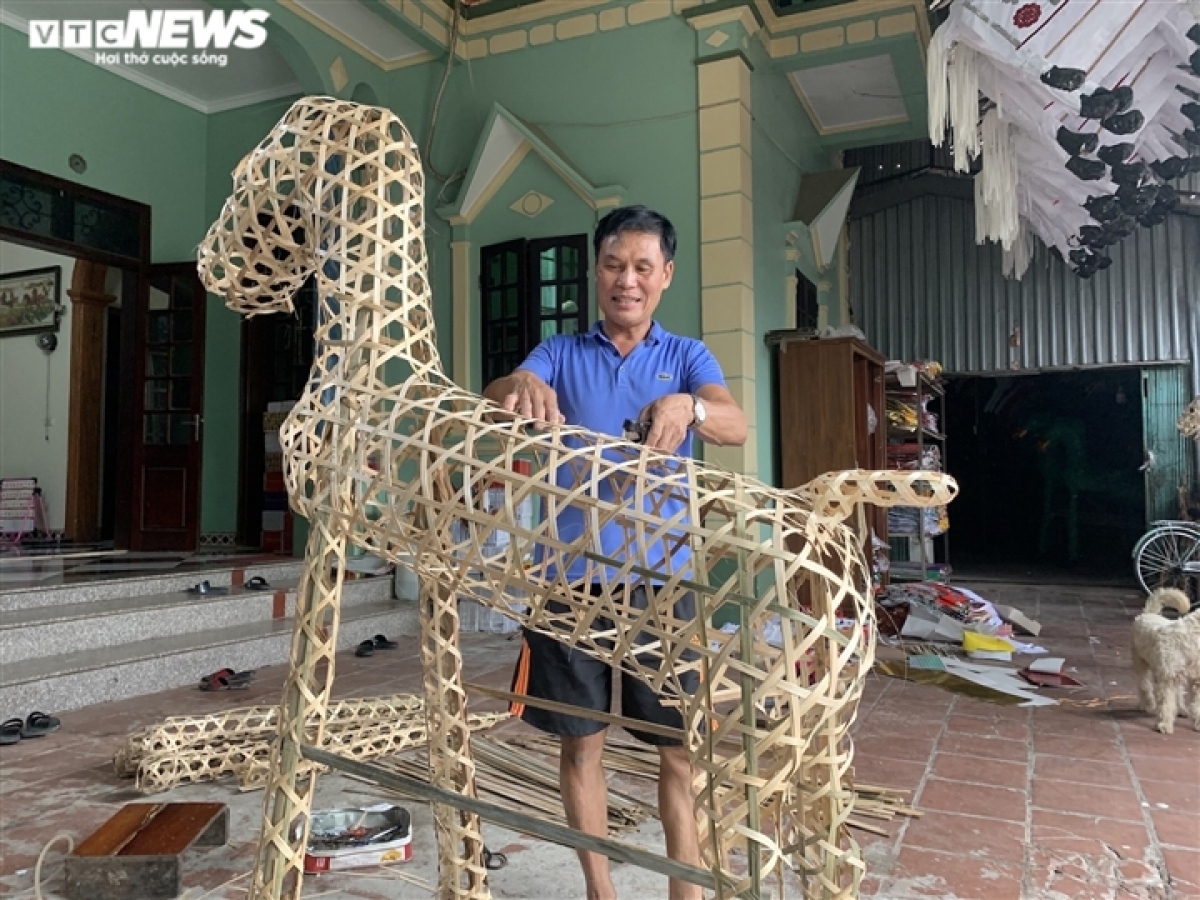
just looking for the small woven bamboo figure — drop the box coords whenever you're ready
[199,97,956,900]
[1180,398,1200,440]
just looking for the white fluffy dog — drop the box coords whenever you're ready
[1132,588,1200,733]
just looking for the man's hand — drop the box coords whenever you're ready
[637,393,694,452]
[498,371,565,427]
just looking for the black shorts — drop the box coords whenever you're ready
[509,584,699,746]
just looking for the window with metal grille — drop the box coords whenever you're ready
[479,234,588,385]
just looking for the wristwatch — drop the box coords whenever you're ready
[691,394,707,428]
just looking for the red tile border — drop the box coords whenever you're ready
[1030,808,1152,856]
[885,847,1023,900]
[944,714,1029,741]
[1162,846,1200,892]
[900,810,1026,863]
[851,757,928,794]
[1138,777,1200,811]
[1151,809,1200,847]
[853,735,939,765]
[931,753,1028,790]
[937,732,1028,763]
[1033,733,1125,763]
[917,778,1027,823]
[1031,778,1145,822]
[1032,753,1133,788]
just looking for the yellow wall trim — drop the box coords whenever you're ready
[451,240,472,388]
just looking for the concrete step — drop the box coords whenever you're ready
[0,574,393,666]
[0,596,420,715]
[0,558,307,611]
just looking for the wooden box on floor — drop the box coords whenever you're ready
[64,802,228,900]
[772,334,887,551]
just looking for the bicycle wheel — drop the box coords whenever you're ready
[1134,523,1200,593]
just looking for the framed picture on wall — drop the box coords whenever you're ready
[0,266,62,338]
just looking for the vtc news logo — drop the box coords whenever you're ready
[28,9,270,68]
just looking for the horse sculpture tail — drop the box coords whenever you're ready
[799,469,958,522]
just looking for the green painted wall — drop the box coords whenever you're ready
[459,149,600,384]
[2,2,862,543]
[391,15,703,380]
[0,24,208,262]
[750,44,829,485]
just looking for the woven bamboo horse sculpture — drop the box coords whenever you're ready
[199,97,956,900]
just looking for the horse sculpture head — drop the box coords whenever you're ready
[198,97,440,373]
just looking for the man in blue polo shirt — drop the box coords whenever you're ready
[483,205,747,900]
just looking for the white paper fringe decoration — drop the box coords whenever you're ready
[928,27,951,146]
[976,108,1019,248]
[949,43,980,172]
[1002,220,1032,281]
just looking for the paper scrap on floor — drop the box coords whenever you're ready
[963,631,1016,661]
[941,658,1057,706]
[906,654,948,671]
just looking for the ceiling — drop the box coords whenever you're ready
[289,0,426,66]
[0,0,302,113]
[789,54,909,134]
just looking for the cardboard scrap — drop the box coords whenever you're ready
[994,604,1042,637]
[1019,658,1082,687]
[900,609,966,643]
[1028,657,1065,675]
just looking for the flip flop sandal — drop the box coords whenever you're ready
[199,674,250,691]
[0,718,22,745]
[355,640,376,658]
[21,711,60,738]
[373,634,398,650]
[200,668,255,686]
[185,580,229,596]
[244,576,272,591]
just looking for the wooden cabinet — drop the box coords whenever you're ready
[770,334,887,576]
[772,335,886,486]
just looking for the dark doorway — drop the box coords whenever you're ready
[945,369,1145,580]
[795,269,819,332]
[238,279,315,548]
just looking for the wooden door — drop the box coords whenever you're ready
[129,264,206,550]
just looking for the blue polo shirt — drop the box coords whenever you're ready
[517,320,725,584]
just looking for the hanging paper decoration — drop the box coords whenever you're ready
[928,0,1200,279]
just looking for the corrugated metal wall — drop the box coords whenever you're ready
[849,193,1199,380]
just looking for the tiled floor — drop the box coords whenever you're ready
[856,580,1200,900]
[1,580,1198,899]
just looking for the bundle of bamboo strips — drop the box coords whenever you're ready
[844,783,922,837]
[506,735,919,838]
[372,735,656,835]
[114,694,508,794]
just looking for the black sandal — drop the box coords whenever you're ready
[21,711,60,737]
[355,640,376,658]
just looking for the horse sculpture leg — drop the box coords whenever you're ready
[419,576,490,899]
[250,523,348,900]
